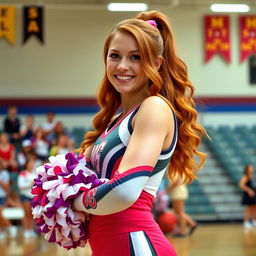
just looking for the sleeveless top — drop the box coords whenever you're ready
[90,103,178,198]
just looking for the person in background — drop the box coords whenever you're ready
[41,112,57,139]
[49,134,73,156]
[31,127,50,161]
[0,160,17,240]
[18,158,37,239]
[239,164,256,228]
[0,132,20,207]
[20,115,36,141]
[3,106,21,144]
[17,139,34,170]
[0,132,18,172]
[166,181,197,237]
[48,121,74,147]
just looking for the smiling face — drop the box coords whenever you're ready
[106,31,149,97]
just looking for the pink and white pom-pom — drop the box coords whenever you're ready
[31,153,106,250]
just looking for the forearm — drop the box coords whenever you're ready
[73,165,153,215]
[0,181,9,192]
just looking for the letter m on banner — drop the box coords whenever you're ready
[240,16,256,62]
[204,16,231,63]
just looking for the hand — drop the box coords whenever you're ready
[248,189,255,197]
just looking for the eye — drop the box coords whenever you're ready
[130,54,140,60]
[108,53,120,59]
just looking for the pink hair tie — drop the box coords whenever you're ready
[146,19,158,28]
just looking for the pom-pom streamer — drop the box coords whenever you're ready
[31,153,106,249]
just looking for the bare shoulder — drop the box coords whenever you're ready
[138,96,174,119]
[134,96,174,131]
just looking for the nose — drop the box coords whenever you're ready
[117,57,129,71]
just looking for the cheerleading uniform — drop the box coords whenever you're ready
[75,101,178,256]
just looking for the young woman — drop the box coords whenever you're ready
[240,164,256,228]
[73,10,206,256]
[166,181,197,237]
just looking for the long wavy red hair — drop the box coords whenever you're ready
[80,11,206,183]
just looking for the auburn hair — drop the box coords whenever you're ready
[80,11,206,183]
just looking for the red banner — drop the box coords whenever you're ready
[239,16,256,63]
[204,16,231,63]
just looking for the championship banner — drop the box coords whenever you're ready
[23,6,44,44]
[0,6,15,45]
[239,16,256,63]
[204,16,231,63]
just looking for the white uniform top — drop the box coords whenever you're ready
[18,170,36,198]
[0,170,10,198]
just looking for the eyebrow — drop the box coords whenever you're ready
[109,49,139,53]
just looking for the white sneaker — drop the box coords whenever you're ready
[8,226,17,238]
[244,221,253,229]
[252,220,256,227]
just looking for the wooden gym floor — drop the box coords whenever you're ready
[0,223,256,256]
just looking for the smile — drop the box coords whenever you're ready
[115,75,135,81]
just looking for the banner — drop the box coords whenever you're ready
[239,16,256,63]
[204,15,231,63]
[0,6,15,44]
[23,6,44,44]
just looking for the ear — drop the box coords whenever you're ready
[155,56,163,71]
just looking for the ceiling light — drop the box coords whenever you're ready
[210,4,250,13]
[107,3,148,12]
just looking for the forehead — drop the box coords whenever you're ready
[109,31,138,52]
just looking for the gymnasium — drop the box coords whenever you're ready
[0,0,256,255]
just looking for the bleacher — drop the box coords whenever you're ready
[185,125,256,222]
[2,125,255,223]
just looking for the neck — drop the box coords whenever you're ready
[120,90,150,115]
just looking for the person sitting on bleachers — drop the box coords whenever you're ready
[0,133,18,173]
[20,114,36,142]
[17,158,37,239]
[3,106,21,144]
[17,139,34,170]
[0,159,17,240]
[31,127,50,161]
[49,134,73,156]
[48,121,74,147]
[41,112,57,140]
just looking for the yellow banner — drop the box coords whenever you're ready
[0,6,15,44]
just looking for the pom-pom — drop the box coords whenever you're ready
[31,153,106,250]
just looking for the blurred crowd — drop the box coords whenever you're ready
[0,106,75,240]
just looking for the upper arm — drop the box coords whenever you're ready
[118,96,175,174]
[83,144,94,159]
[239,176,247,188]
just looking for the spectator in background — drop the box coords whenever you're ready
[31,127,50,161]
[3,106,21,144]
[166,180,198,237]
[18,158,37,239]
[49,134,73,156]
[20,115,36,141]
[0,160,17,240]
[0,133,18,173]
[48,121,74,147]
[0,133,20,207]
[17,139,34,170]
[239,164,256,229]
[41,112,57,139]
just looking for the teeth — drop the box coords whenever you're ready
[116,75,133,80]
